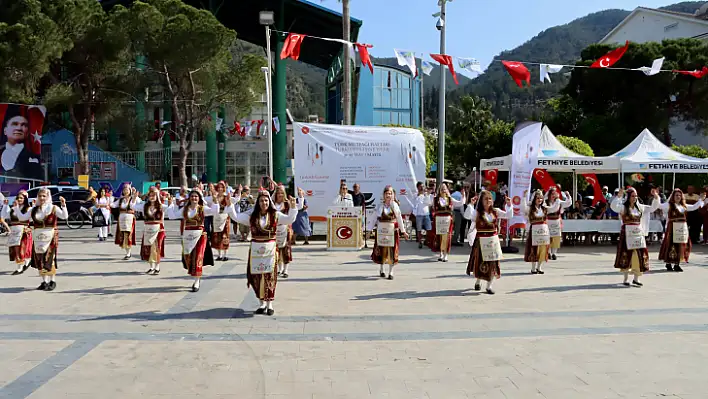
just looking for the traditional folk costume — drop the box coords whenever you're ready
[657,192,703,272]
[208,194,238,261]
[168,194,219,292]
[464,204,511,294]
[523,193,565,274]
[272,198,301,278]
[111,195,140,259]
[233,199,297,315]
[610,192,660,287]
[93,197,111,241]
[135,200,169,275]
[29,202,68,291]
[292,196,312,244]
[430,194,464,262]
[371,201,405,279]
[546,192,572,260]
[2,199,33,275]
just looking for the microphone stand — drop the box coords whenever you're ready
[363,206,368,249]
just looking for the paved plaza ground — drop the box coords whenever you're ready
[1,222,708,398]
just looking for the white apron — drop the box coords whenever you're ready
[182,229,203,255]
[435,215,451,234]
[547,219,562,238]
[213,212,229,233]
[625,225,646,250]
[7,225,25,247]
[376,222,395,247]
[143,224,161,245]
[250,241,276,274]
[275,225,288,248]
[118,213,135,232]
[479,235,503,262]
[33,228,55,254]
[672,221,689,244]
[531,224,550,246]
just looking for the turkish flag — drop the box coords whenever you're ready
[533,169,556,191]
[675,66,708,78]
[501,61,531,88]
[591,41,629,68]
[430,54,459,85]
[280,33,306,60]
[355,43,374,74]
[483,169,498,187]
[582,173,606,206]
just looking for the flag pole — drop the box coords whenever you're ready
[420,56,424,129]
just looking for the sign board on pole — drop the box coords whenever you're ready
[78,175,89,189]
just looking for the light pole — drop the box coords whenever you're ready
[260,11,275,179]
[435,0,450,187]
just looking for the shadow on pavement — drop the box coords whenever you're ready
[74,307,254,322]
[353,289,480,301]
[509,284,626,294]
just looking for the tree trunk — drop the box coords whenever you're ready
[76,135,89,175]
[178,142,188,188]
[342,0,351,125]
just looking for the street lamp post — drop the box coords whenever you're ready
[260,11,275,179]
[435,0,450,188]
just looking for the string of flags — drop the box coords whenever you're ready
[278,31,708,88]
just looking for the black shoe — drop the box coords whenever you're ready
[387,275,393,280]
[146,269,154,274]
[221,257,228,262]
[37,282,47,290]
[632,280,643,287]
[281,273,289,279]
[442,259,448,262]
[437,258,443,262]
[379,272,386,278]
[474,283,481,291]
[551,254,557,260]
[418,242,423,249]
[486,288,495,295]
[22,263,30,272]
[153,269,160,275]
[674,265,683,272]
[266,308,275,316]
[46,281,56,291]
[108,233,113,237]
[255,307,266,314]
[531,270,538,274]
[191,284,200,292]
[623,282,631,286]
[11,269,22,276]
[537,270,545,275]
[666,264,673,271]
[123,255,130,260]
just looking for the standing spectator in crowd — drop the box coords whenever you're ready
[451,184,465,246]
[685,185,701,244]
[602,186,611,202]
[701,186,708,244]
[237,186,254,241]
[404,181,433,249]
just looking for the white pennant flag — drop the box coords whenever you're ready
[421,61,434,76]
[635,57,664,76]
[457,58,482,76]
[273,116,280,134]
[394,49,417,76]
[540,64,563,83]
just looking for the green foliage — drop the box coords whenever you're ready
[556,135,594,156]
[671,144,708,188]
[381,123,436,176]
[672,144,708,159]
[545,39,708,156]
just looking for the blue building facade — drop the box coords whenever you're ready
[326,52,422,128]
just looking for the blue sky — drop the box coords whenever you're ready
[319,0,676,69]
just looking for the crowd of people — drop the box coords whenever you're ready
[2,178,707,314]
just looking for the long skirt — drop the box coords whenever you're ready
[658,220,690,265]
[115,220,136,249]
[211,223,230,251]
[181,232,214,277]
[140,230,166,263]
[430,215,454,253]
[524,229,549,264]
[614,226,649,275]
[31,231,58,277]
[550,236,562,249]
[466,235,501,282]
[9,229,33,264]
[277,229,293,265]
[247,247,280,301]
[371,231,400,265]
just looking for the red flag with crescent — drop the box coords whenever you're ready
[280,33,306,60]
[483,169,498,187]
[430,54,459,85]
[591,41,629,68]
[582,173,606,206]
[533,169,556,191]
[501,61,531,88]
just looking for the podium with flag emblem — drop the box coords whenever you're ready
[327,207,363,250]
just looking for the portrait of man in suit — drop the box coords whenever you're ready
[0,104,43,181]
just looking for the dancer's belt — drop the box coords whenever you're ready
[9,222,29,226]
[144,221,162,225]
[670,218,687,223]
[184,226,203,231]
[531,221,547,225]
[476,229,497,237]
[623,222,640,227]
[120,210,135,214]
[547,215,560,220]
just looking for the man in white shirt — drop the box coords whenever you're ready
[408,181,433,249]
[451,184,465,246]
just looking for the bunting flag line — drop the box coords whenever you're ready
[675,66,708,78]
[502,61,531,88]
[394,49,417,76]
[421,60,434,76]
[540,64,563,83]
[280,33,306,60]
[591,41,629,68]
[273,116,281,134]
[458,58,482,76]
[635,57,664,76]
[430,53,459,84]
[356,43,374,74]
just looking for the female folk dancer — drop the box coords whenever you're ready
[29,189,68,291]
[93,187,111,241]
[209,182,239,261]
[610,188,660,287]
[168,190,219,292]
[111,185,140,259]
[431,183,464,262]
[232,189,298,315]
[2,191,32,275]
[464,191,511,294]
[292,188,312,245]
[271,185,300,278]
[545,187,572,260]
[135,189,169,275]
[658,188,704,272]
[371,186,409,280]
[523,189,567,274]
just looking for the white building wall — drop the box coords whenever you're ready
[601,11,708,44]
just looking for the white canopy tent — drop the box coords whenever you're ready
[613,128,708,173]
